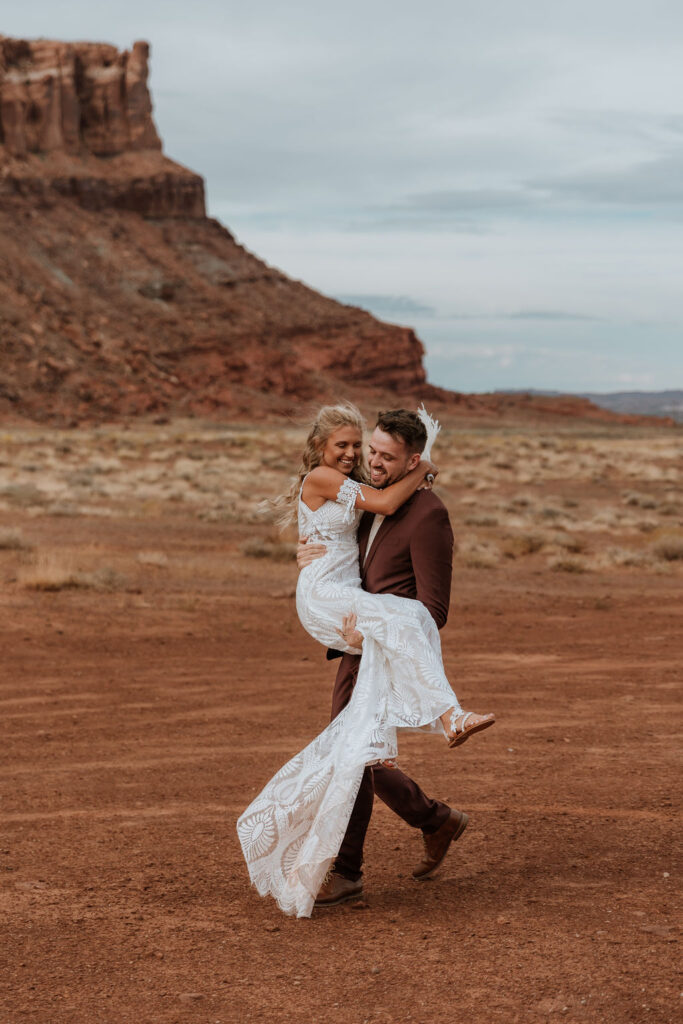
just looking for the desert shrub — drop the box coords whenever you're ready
[463,514,499,527]
[657,503,680,517]
[18,553,127,591]
[0,484,48,506]
[240,538,297,562]
[650,535,683,562]
[46,502,81,517]
[507,494,533,509]
[66,470,97,488]
[549,531,586,554]
[18,552,82,591]
[585,547,653,571]
[137,551,169,568]
[83,567,128,591]
[623,491,658,509]
[0,527,30,550]
[549,556,587,573]
[458,537,501,569]
[539,506,564,520]
[502,532,545,558]
[198,508,239,523]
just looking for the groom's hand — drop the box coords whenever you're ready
[297,536,327,569]
[336,612,364,653]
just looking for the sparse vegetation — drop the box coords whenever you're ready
[0,527,30,550]
[0,423,680,578]
[463,514,499,527]
[240,538,297,562]
[623,491,658,509]
[501,532,545,558]
[18,552,127,591]
[549,556,587,573]
[458,537,501,569]
[137,550,169,568]
[18,552,83,591]
[651,534,683,562]
[0,483,48,506]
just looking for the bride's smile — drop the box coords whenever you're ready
[321,425,363,475]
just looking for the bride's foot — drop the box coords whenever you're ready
[442,709,495,748]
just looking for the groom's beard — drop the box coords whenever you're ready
[370,466,410,489]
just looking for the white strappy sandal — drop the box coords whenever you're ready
[444,710,496,748]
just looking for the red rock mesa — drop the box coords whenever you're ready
[0,35,432,423]
[0,36,659,426]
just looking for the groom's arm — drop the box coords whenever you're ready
[410,506,454,629]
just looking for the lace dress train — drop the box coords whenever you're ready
[237,478,462,917]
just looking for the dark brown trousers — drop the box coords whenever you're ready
[331,653,450,882]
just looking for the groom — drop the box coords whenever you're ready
[297,408,469,907]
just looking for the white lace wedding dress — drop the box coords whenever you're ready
[237,477,463,917]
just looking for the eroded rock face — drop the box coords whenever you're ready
[0,37,161,157]
[0,36,204,217]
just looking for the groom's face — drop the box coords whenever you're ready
[367,427,421,488]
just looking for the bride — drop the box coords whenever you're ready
[237,402,494,917]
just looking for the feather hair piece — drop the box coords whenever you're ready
[417,403,441,460]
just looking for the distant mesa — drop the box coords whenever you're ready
[0,35,672,427]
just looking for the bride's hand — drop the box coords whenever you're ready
[336,612,364,653]
[417,459,438,489]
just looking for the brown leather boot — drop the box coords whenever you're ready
[314,871,364,908]
[412,809,469,881]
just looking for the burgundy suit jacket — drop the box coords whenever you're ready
[329,489,454,718]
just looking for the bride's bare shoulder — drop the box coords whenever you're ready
[305,466,345,489]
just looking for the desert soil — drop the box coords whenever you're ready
[0,420,681,1023]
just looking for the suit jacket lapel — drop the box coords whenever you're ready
[361,496,414,580]
[357,511,373,568]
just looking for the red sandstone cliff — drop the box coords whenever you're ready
[0,35,431,423]
[0,36,204,217]
[0,35,667,427]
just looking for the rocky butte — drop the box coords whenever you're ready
[0,35,659,425]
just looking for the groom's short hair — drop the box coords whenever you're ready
[375,410,427,454]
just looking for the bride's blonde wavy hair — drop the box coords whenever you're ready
[270,402,371,528]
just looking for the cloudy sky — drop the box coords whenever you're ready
[5,1,683,393]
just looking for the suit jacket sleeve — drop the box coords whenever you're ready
[410,505,454,629]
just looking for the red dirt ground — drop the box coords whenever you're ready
[1,512,681,1024]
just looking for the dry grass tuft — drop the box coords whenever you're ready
[137,550,169,568]
[0,527,31,550]
[549,531,586,554]
[0,484,48,506]
[463,514,499,527]
[501,532,545,559]
[623,491,658,509]
[18,552,127,591]
[549,556,587,573]
[585,547,653,571]
[240,538,297,562]
[18,552,83,590]
[650,533,683,562]
[458,536,501,569]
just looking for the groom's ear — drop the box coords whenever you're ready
[407,452,421,472]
